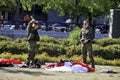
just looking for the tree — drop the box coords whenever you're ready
[1,0,120,17]
[0,0,5,7]
[21,0,34,11]
[35,0,120,25]
[0,0,16,8]
[2,0,119,25]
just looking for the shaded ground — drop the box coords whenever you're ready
[0,65,120,80]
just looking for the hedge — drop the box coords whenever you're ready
[0,35,120,60]
[95,38,120,47]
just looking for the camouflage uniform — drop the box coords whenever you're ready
[79,27,95,68]
[26,21,40,67]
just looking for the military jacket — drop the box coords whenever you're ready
[27,21,39,41]
[79,27,94,43]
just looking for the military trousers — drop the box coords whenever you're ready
[81,43,95,68]
[27,41,37,66]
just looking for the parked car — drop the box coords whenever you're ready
[39,22,53,31]
[39,22,46,30]
[3,21,15,30]
[51,23,66,32]
[4,20,25,30]
[96,24,109,34]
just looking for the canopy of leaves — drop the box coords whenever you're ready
[0,0,16,8]
[34,0,120,17]
[1,0,120,17]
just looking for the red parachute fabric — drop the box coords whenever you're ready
[0,59,22,65]
[72,62,95,72]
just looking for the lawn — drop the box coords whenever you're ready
[0,65,120,80]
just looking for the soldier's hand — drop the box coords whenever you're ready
[83,40,88,44]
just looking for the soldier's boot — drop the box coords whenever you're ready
[91,63,95,68]
[90,58,95,68]
[83,53,87,64]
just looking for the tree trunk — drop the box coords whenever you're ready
[88,12,92,26]
[14,0,20,30]
[88,12,95,38]
[74,0,79,27]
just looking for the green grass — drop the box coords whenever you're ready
[0,65,120,80]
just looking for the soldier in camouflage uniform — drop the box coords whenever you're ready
[26,19,41,67]
[79,20,95,68]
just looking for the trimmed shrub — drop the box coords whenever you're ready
[0,35,120,60]
[35,52,59,62]
[66,45,81,57]
[95,38,120,47]
[58,39,70,46]
[68,27,81,45]
[0,41,12,53]
[11,54,27,61]
[0,39,28,54]
[103,44,120,59]
[0,36,12,41]
[0,41,28,54]
[69,55,82,61]
[0,52,11,59]
[109,59,120,66]
[14,38,28,43]
[40,36,59,44]
[37,42,66,56]
[93,44,120,60]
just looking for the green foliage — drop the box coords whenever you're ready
[20,0,33,11]
[1,0,120,19]
[11,54,27,61]
[58,39,70,46]
[0,41,28,54]
[0,35,120,61]
[37,42,66,56]
[0,36,12,41]
[0,0,16,8]
[40,36,59,44]
[94,57,112,65]
[1,52,120,66]
[94,57,120,66]
[110,59,120,66]
[0,41,12,53]
[0,52,27,61]
[95,38,120,47]
[35,0,120,17]
[35,52,59,62]
[69,55,82,62]
[14,38,28,43]
[0,52,11,59]
[66,45,81,57]
[93,44,120,60]
[0,36,28,54]
[68,27,81,45]
[103,44,120,59]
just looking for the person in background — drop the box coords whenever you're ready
[79,20,95,68]
[26,18,41,67]
[0,16,4,30]
[65,18,72,31]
